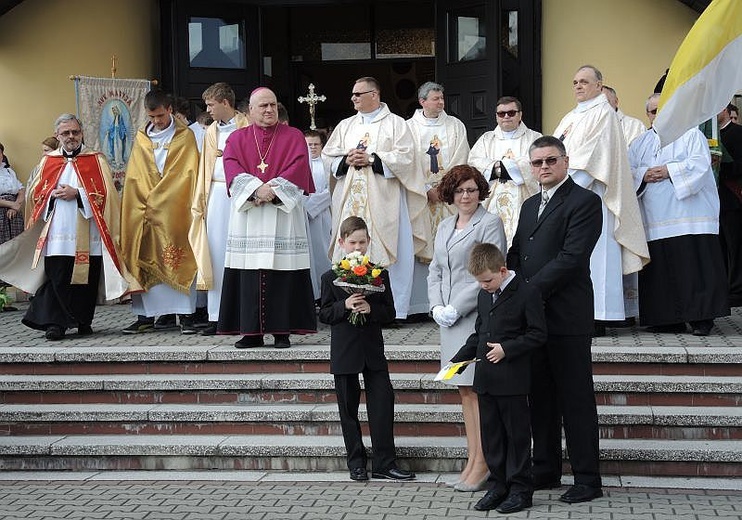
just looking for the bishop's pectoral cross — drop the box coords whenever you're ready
[257,160,268,174]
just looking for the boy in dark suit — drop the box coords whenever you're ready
[450,243,547,513]
[318,216,415,482]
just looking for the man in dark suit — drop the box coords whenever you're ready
[507,135,603,503]
[451,243,547,513]
[718,104,742,307]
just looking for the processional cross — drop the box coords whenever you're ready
[297,83,326,130]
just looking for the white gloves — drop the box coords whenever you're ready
[432,305,460,328]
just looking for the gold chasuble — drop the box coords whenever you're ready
[121,120,199,293]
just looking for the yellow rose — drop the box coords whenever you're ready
[371,268,382,278]
[340,259,351,270]
[362,256,370,266]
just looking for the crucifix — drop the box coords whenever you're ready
[297,83,326,130]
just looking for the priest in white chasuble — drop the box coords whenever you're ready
[629,94,728,336]
[218,87,317,349]
[189,82,250,335]
[554,65,649,334]
[323,76,429,320]
[120,90,200,335]
[406,82,470,316]
[468,96,541,247]
[0,114,129,340]
[407,81,470,243]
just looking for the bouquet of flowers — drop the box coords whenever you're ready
[332,251,386,325]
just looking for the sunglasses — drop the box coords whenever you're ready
[530,155,565,168]
[647,108,658,115]
[496,110,520,118]
[351,90,375,98]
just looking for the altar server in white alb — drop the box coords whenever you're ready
[304,129,332,301]
[323,76,430,320]
[629,93,729,336]
[468,96,541,246]
[554,65,649,335]
[190,82,250,335]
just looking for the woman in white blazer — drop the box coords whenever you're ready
[428,164,507,491]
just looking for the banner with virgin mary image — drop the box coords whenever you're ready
[74,76,151,191]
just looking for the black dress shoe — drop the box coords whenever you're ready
[200,322,217,336]
[592,321,606,337]
[349,467,368,481]
[690,319,713,336]
[77,324,94,336]
[533,479,562,490]
[273,334,291,349]
[496,493,533,514]
[646,323,686,333]
[371,467,415,480]
[235,335,264,348]
[559,484,603,503]
[44,325,65,341]
[473,489,507,511]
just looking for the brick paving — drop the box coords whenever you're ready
[0,480,740,520]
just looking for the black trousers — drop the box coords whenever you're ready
[22,255,102,332]
[530,334,601,488]
[334,368,396,472]
[479,393,532,496]
[720,209,742,306]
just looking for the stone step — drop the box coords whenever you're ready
[1,373,740,406]
[1,403,740,439]
[0,434,739,477]
[0,344,739,376]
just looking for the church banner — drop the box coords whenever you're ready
[654,0,742,147]
[74,76,151,191]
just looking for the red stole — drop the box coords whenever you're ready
[30,154,121,273]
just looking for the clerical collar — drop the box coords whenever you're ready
[576,92,608,113]
[62,146,82,158]
[359,105,383,123]
[421,110,442,124]
[720,120,733,131]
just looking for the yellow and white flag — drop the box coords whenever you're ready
[654,0,742,147]
[434,359,479,381]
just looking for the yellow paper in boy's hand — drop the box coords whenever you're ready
[434,360,476,381]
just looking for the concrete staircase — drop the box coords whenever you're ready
[0,342,741,477]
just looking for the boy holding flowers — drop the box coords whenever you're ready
[318,216,415,482]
